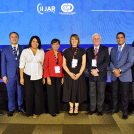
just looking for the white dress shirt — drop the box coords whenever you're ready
[19,48,45,80]
[117,43,125,52]
[11,44,19,55]
[94,45,100,53]
[94,45,100,72]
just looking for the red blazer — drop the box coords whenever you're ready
[43,49,64,78]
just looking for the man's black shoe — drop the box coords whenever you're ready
[130,111,134,116]
[0,111,4,115]
[8,111,14,117]
[52,114,56,117]
[122,114,128,120]
[88,111,94,115]
[108,110,118,115]
[98,111,103,116]
[18,110,26,114]
[57,111,60,114]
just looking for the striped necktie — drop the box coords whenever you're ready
[95,47,97,59]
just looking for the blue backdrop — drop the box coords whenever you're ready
[0,0,134,48]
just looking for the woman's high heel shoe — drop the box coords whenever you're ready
[69,107,73,116]
[33,114,37,118]
[74,106,78,116]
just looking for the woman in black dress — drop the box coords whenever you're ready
[62,34,87,115]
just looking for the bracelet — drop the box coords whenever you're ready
[79,72,82,75]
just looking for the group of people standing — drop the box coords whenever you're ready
[0,31,133,120]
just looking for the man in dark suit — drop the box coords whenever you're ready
[108,32,133,119]
[1,32,25,116]
[0,49,4,115]
[86,33,110,116]
[130,41,134,116]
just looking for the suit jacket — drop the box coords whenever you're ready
[1,45,25,79]
[110,44,134,82]
[86,45,110,82]
[0,50,2,77]
[43,49,64,78]
[131,42,134,81]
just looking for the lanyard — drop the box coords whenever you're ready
[71,47,77,59]
[54,50,58,65]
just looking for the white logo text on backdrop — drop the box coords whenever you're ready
[37,3,55,14]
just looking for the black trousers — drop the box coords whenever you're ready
[47,77,62,114]
[24,73,45,117]
[89,81,106,112]
[111,78,130,115]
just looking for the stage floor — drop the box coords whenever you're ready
[0,111,134,134]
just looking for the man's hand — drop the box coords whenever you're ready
[3,77,8,84]
[113,69,121,77]
[91,69,99,76]
[20,78,24,85]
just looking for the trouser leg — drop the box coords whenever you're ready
[89,82,96,111]
[97,82,106,112]
[6,77,17,111]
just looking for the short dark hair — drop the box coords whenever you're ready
[9,32,19,38]
[116,32,125,38]
[51,39,60,45]
[28,36,41,49]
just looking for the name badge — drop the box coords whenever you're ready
[72,59,78,68]
[92,59,97,67]
[55,66,60,73]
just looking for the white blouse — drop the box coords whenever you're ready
[19,48,45,80]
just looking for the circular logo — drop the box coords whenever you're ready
[61,3,74,13]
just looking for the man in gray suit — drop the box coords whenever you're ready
[108,32,134,119]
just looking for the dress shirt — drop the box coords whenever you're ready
[118,43,125,72]
[117,43,125,52]
[94,45,100,53]
[11,44,19,55]
[113,43,125,72]
[94,45,100,72]
[19,48,45,80]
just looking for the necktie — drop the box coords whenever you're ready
[95,47,97,59]
[117,46,122,60]
[13,47,17,56]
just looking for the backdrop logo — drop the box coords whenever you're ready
[59,3,75,15]
[37,3,55,14]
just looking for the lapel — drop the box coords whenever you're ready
[9,45,16,59]
[118,44,127,61]
[97,45,102,64]
[90,46,94,59]
[114,46,118,61]
[51,49,57,65]
[17,45,21,57]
